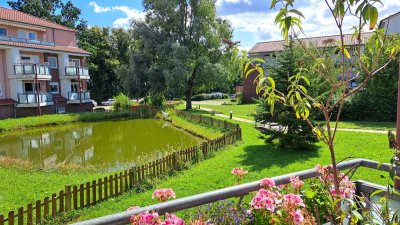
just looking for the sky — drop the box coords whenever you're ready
[1,0,400,51]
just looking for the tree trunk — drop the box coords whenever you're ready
[185,85,193,110]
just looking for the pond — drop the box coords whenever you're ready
[0,119,201,171]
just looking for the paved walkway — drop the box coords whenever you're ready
[197,106,390,134]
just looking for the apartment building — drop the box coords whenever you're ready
[243,33,372,103]
[0,7,93,119]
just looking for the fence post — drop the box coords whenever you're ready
[224,121,228,130]
[65,185,72,211]
[0,215,3,225]
[224,134,227,145]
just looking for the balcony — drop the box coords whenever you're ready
[0,35,55,46]
[17,93,54,107]
[13,64,51,80]
[67,91,91,104]
[65,67,90,79]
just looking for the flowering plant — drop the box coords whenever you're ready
[231,167,248,184]
[152,188,176,202]
[250,176,315,225]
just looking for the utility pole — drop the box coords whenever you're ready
[34,64,41,116]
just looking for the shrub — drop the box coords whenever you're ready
[112,93,131,112]
[236,92,243,104]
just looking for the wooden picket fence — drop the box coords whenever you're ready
[174,110,240,132]
[0,111,241,225]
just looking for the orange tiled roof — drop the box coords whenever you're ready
[0,40,90,55]
[248,33,373,54]
[0,7,75,32]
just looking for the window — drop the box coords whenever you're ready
[71,83,79,92]
[48,57,58,68]
[0,82,3,96]
[28,32,36,40]
[17,30,37,40]
[24,83,34,93]
[50,82,59,94]
[70,59,81,68]
[0,28,6,36]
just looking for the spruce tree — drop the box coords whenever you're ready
[254,40,319,150]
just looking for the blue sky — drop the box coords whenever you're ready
[1,0,400,50]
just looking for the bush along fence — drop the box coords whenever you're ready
[0,111,242,225]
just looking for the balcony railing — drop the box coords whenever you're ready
[0,35,55,46]
[68,91,91,101]
[72,158,400,225]
[65,67,90,77]
[14,64,50,75]
[18,93,53,104]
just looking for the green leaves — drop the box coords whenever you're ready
[272,1,304,41]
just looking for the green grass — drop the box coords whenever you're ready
[170,114,223,140]
[68,110,394,223]
[0,113,225,215]
[333,121,396,131]
[0,112,132,133]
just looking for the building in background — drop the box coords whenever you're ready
[0,7,92,119]
[243,33,372,103]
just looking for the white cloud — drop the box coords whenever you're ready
[89,2,111,13]
[111,6,145,28]
[216,0,251,7]
[222,0,400,45]
[88,2,145,29]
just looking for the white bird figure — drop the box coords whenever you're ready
[161,111,169,119]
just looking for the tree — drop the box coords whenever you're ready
[240,0,400,207]
[253,40,319,150]
[8,0,83,29]
[78,27,132,102]
[124,0,234,109]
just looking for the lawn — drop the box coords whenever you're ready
[68,109,394,223]
[182,102,257,121]
[0,111,132,133]
[183,101,396,131]
[0,113,222,215]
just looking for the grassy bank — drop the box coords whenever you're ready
[0,112,226,215]
[0,112,133,133]
[69,110,393,223]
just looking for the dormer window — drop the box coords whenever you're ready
[0,28,6,36]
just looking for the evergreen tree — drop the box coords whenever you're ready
[253,40,319,150]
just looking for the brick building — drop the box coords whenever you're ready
[0,7,93,119]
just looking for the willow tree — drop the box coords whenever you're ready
[128,0,234,109]
[240,0,400,195]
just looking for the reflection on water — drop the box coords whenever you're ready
[0,119,199,171]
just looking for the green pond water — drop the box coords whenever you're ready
[0,119,200,171]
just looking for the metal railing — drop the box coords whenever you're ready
[14,64,50,75]
[65,67,90,76]
[73,158,400,225]
[0,35,55,46]
[17,93,53,104]
[68,91,91,101]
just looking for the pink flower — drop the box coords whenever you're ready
[152,188,176,202]
[291,209,304,225]
[231,167,248,178]
[250,189,278,212]
[260,178,275,189]
[290,176,304,190]
[282,194,305,208]
[130,211,161,225]
[162,213,185,225]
